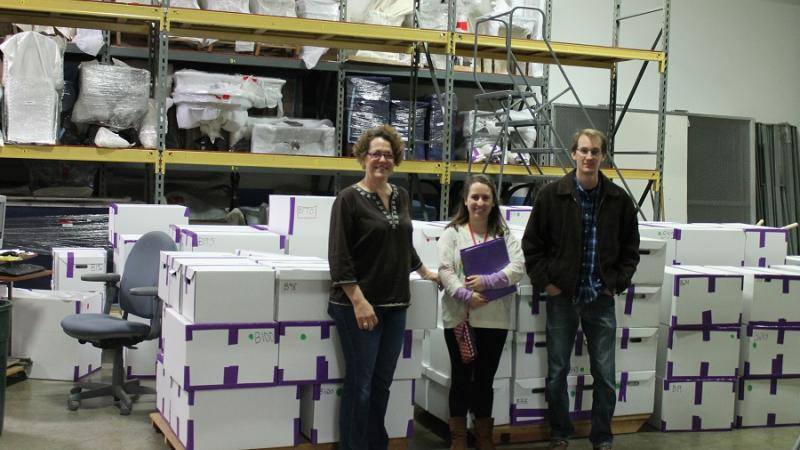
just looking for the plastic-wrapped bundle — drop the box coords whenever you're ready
[139,98,175,149]
[390,100,428,160]
[250,0,296,16]
[199,0,249,11]
[296,0,341,68]
[354,0,413,63]
[1,31,64,144]
[346,76,392,143]
[424,94,445,160]
[3,212,108,254]
[173,70,284,110]
[71,62,150,131]
[252,119,335,156]
[346,76,391,103]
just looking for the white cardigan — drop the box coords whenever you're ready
[437,224,525,330]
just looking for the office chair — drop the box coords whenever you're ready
[60,231,177,415]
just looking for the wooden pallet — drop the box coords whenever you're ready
[150,412,408,450]
[493,414,651,445]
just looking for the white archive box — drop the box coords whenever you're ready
[657,323,741,378]
[784,256,800,266]
[613,370,657,416]
[157,251,234,303]
[170,224,271,243]
[182,265,276,323]
[10,289,103,381]
[499,206,532,227]
[639,222,746,266]
[276,321,344,383]
[237,249,324,261]
[166,257,257,310]
[113,234,140,274]
[386,379,416,439]
[412,220,447,269]
[125,313,158,378]
[51,247,107,291]
[652,376,736,431]
[614,284,661,328]
[515,285,546,332]
[571,328,658,375]
[169,382,300,450]
[633,237,667,285]
[268,195,336,258]
[735,376,800,428]
[179,229,285,254]
[715,223,788,267]
[422,326,511,379]
[162,306,279,390]
[512,331,548,379]
[394,329,424,379]
[108,203,189,246]
[511,375,592,425]
[661,266,744,326]
[274,267,331,322]
[421,367,511,426]
[740,323,800,377]
[408,277,439,330]
[300,383,342,444]
[156,353,170,418]
[707,266,800,324]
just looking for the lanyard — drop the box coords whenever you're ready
[467,223,489,246]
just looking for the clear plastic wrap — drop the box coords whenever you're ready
[390,100,427,160]
[345,76,392,143]
[251,119,335,156]
[346,76,391,103]
[296,0,341,68]
[199,0,250,12]
[3,212,108,255]
[173,70,285,110]
[424,94,445,160]
[139,97,174,149]
[250,0,296,16]
[71,62,150,131]
[0,31,64,145]
[27,161,99,198]
[354,0,413,63]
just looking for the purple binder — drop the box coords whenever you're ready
[460,237,517,301]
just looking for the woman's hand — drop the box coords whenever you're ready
[464,275,486,292]
[468,291,489,309]
[352,298,378,331]
[418,265,441,289]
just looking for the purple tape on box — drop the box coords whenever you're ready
[406,419,415,438]
[293,418,301,446]
[702,311,713,341]
[280,235,286,250]
[182,229,199,248]
[316,356,329,381]
[228,329,238,345]
[311,429,318,445]
[66,252,75,278]
[673,228,682,240]
[187,419,195,450]
[288,197,296,235]
[296,385,303,399]
[772,354,784,381]
[250,224,269,231]
[574,375,585,412]
[531,290,540,315]
[312,384,322,401]
[783,278,790,294]
[183,207,191,217]
[223,366,239,385]
[767,413,777,426]
[691,415,702,431]
[525,333,535,354]
[618,371,629,402]
[759,257,767,267]
[621,328,630,350]
[185,321,277,342]
[402,330,413,358]
[624,286,635,315]
[74,301,81,315]
[174,227,182,243]
[574,330,584,356]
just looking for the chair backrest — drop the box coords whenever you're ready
[119,231,177,319]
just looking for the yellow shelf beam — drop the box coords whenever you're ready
[161,151,443,175]
[449,162,659,181]
[453,34,666,72]
[0,145,159,164]
[0,0,161,34]
[167,9,449,54]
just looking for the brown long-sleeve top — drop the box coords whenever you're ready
[328,183,422,308]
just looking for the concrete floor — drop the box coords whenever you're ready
[3,372,799,450]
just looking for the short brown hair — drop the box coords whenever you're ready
[352,125,405,166]
[570,128,608,155]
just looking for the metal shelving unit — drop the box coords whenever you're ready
[0,0,665,217]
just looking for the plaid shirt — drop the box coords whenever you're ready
[575,176,603,304]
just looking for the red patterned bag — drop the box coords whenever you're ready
[453,319,477,363]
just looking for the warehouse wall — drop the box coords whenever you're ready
[549,0,800,127]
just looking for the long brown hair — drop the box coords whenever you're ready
[447,174,508,237]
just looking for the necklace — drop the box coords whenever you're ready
[467,222,489,245]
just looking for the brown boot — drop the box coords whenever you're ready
[473,417,495,450]
[448,417,467,450]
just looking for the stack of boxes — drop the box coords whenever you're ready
[345,76,392,145]
[267,194,336,258]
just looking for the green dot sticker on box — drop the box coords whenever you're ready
[747,384,753,392]
[580,367,585,373]
[336,388,343,396]
[570,390,576,398]
[300,333,307,341]
[752,342,757,349]
[731,334,736,339]
[248,333,254,340]
[615,383,621,389]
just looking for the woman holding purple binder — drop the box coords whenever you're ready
[437,174,526,450]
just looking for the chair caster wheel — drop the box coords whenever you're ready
[119,405,131,416]
[70,387,82,395]
[68,399,80,411]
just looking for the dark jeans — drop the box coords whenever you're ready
[545,294,616,446]
[328,303,407,450]
[444,327,508,418]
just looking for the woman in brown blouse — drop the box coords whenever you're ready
[328,125,438,450]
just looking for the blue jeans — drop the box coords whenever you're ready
[545,294,616,446]
[328,303,407,450]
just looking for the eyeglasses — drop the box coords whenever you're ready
[576,147,602,157]
[366,152,395,161]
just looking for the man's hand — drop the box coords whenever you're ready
[545,284,562,297]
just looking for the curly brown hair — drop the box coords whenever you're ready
[352,125,405,167]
